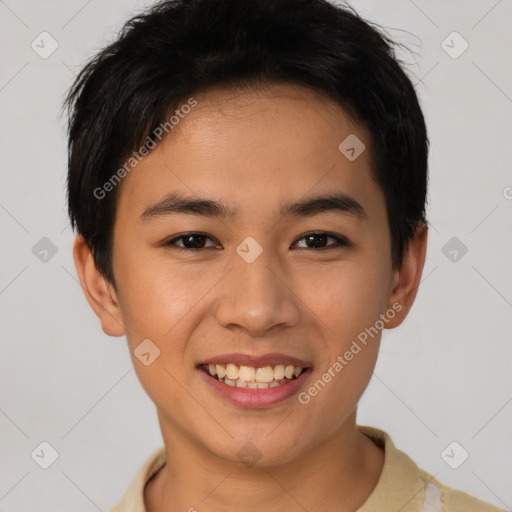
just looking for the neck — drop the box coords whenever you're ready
[145,411,384,512]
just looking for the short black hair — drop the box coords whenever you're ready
[65,0,429,287]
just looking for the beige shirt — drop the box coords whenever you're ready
[110,425,506,512]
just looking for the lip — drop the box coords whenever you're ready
[197,352,313,368]
[197,366,313,408]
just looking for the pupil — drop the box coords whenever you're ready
[307,234,326,248]
[185,235,205,248]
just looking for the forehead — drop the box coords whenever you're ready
[116,82,382,223]
[173,82,370,163]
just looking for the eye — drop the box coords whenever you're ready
[292,232,350,250]
[165,232,220,251]
[164,231,350,251]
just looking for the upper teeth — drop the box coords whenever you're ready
[207,363,303,382]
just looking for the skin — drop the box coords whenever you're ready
[73,82,427,512]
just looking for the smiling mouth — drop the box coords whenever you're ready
[198,363,307,389]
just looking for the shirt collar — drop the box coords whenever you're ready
[357,425,428,512]
[111,425,429,512]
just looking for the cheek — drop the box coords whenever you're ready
[300,259,389,340]
[305,255,388,415]
[113,246,206,339]
[299,266,385,429]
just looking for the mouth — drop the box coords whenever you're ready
[198,362,308,389]
[196,353,313,408]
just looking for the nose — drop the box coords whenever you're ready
[215,248,300,337]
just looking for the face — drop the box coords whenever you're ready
[76,83,425,467]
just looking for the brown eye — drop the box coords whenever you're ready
[165,233,220,250]
[293,232,350,250]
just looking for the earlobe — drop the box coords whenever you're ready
[385,222,428,329]
[72,234,125,337]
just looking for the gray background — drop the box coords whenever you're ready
[1,0,511,510]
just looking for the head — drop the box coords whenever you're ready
[67,0,428,466]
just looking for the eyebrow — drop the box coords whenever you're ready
[139,192,368,222]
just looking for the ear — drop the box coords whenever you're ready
[385,222,428,328]
[72,234,125,337]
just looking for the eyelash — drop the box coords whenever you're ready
[164,232,351,252]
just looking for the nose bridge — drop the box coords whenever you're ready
[215,243,299,335]
[235,248,279,301]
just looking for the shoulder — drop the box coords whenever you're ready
[356,425,507,512]
[419,469,507,512]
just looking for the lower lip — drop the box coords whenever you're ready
[198,368,313,408]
